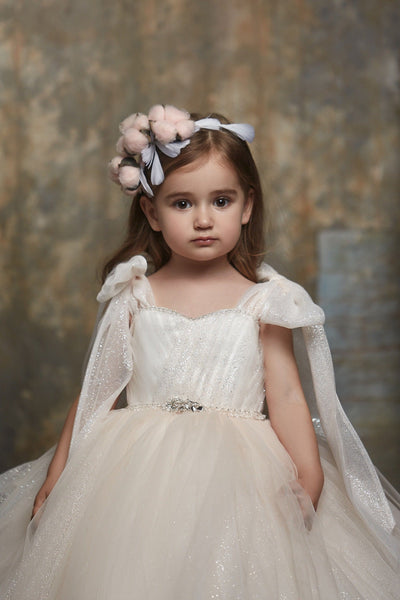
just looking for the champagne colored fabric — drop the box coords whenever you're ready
[0,256,399,599]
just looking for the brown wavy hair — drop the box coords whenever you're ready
[102,112,266,283]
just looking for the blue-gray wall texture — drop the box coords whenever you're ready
[1,0,399,485]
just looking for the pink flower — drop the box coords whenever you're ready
[164,105,190,123]
[124,128,149,153]
[135,113,150,131]
[108,156,122,183]
[151,120,178,144]
[148,105,194,144]
[119,165,140,190]
[119,114,138,133]
[176,118,195,140]
[120,113,149,133]
[110,105,206,198]
[148,104,165,121]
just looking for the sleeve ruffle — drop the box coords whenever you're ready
[242,263,325,328]
[96,255,147,303]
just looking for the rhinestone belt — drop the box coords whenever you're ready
[127,397,266,420]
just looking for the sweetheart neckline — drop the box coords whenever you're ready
[137,305,258,322]
[142,278,262,319]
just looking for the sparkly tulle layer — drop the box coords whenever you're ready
[1,408,399,600]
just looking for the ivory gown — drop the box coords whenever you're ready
[0,255,399,599]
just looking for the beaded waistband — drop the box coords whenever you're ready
[127,397,266,420]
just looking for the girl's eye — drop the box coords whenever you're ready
[174,200,191,210]
[214,197,230,208]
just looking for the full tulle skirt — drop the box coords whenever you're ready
[0,408,399,599]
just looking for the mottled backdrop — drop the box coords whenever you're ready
[1,0,399,486]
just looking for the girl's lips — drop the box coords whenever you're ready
[192,237,217,245]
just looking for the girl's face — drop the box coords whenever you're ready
[141,153,253,265]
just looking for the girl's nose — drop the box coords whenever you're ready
[194,206,213,229]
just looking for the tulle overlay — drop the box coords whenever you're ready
[1,257,399,599]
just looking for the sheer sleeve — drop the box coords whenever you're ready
[69,255,148,453]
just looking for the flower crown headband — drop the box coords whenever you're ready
[108,104,255,198]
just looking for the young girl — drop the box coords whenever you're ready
[0,104,399,600]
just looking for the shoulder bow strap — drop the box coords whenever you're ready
[70,255,148,453]
[97,255,147,303]
[238,263,325,328]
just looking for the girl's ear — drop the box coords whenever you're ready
[241,188,254,225]
[140,196,161,232]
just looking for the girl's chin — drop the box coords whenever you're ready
[168,251,231,266]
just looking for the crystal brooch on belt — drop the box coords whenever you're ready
[165,398,203,413]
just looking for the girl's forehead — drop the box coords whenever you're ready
[165,153,239,183]
[153,153,247,201]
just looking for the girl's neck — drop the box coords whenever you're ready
[148,253,254,318]
[160,254,235,281]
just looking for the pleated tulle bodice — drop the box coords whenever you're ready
[126,307,266,417]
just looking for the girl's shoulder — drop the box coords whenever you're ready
[237,263,325,329]
[96,255,325,329]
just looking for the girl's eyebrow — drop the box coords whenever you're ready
[163,191,194,200]
[164,188,239,200]
[212,188,239,196]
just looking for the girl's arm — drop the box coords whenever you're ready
[260,323,324,509]
[32,395,79,517]
[32,390,123,517]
